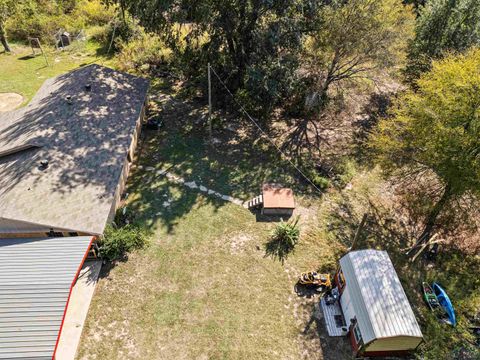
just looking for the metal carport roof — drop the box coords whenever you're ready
[0,236,93,360]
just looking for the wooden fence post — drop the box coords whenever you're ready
[350,213,368,251]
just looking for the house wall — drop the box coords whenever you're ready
[348,327,361,354]
[0,218,89,238]
[261,208,294,216]
[362,349,413,357]
[107,100,146,224]
[365,336,423,352]
[340,285,356,326]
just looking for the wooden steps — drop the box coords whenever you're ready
[247,195,263,209]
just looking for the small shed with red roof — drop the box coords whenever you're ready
[260,184,295,216]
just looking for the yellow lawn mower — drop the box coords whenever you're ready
[297,271,332,291]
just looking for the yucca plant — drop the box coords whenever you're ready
[265,217,300,263]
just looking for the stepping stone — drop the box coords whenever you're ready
[199,185,208,192]
[146,166,155,171]
[166,173,181,182]
[184,181,197,189]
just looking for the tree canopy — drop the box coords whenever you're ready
[285,0,414,153]
[110,0,308,87]
[372,48,480,241]
[303,0,414,111]
[0,0,19,52]
[405,0,480,83]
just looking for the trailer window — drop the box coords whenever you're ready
[353,324,362,343]
[338,270,346,288]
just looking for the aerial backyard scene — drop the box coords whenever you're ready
[0,1,480,360]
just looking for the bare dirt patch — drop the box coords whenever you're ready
[0,92,24,112]
[229,233,255,254]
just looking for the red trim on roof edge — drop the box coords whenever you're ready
[52,236,96,360]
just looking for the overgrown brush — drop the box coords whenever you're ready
[5,0,113,44]
[98,224,149,261]
[116,31,171,72]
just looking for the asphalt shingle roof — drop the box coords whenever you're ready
[0,64,149,235]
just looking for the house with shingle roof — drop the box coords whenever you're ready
[0,64,149,360]
[0,64,149,237]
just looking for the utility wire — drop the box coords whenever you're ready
[209,66,324,194]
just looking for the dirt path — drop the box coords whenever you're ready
[0,93,23,112]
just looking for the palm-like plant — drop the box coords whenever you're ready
[265,217,300,263]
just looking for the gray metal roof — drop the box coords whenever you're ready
[0,64,149,235]
[339,250,423,344]
[0,236,93,359]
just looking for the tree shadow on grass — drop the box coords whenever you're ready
[325,192,480,354]
[17,55,36,60]
[352,91,393,165]
[123,89,323,235]
[264,228,298,264]
[301,302,351,360]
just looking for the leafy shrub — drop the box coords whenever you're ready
[103,16,141,52]
[336,159,357,187]
[238,56,301,119]
[98,224,149,261]
[8,13,83,43]
[310,174,330,191]
[116,31,171,72]
[87,24,110,43]
[6,0,111,43]
[265,217,300,263]
[294,155,331,192]
[74,0,115,26]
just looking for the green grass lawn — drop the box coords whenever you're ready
[75,82,480,359]
[76,87,351,359]
[78,197,300,359]
[0,41,107,105]
[2,41,476,359]
[77,187,349,359]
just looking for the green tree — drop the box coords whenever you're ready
[0,0,18,52]
[372,48,480,244]
[307,0,414,111]
[285,0,414,152]
[405,0,480,84]
[403,0,426,14]
[106,0,310,90]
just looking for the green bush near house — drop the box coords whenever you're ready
[98,224,149,261]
